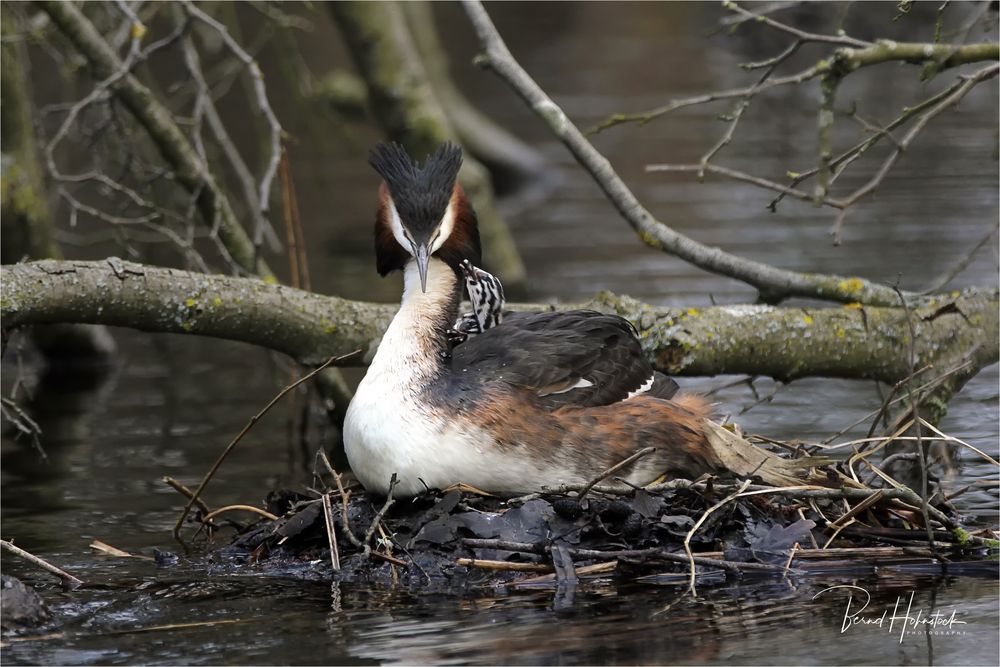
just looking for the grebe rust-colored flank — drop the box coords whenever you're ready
[343,143,721,496]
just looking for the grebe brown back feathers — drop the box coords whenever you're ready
[343,143,721,496]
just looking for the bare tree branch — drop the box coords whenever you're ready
[645,163,843,210]
[827,63,999,243]
[723,1,871,48]
[698,40,804,175]
[922,223,1000,294]
[179,24,279,253]
[589,63,825,135]
[461,0,920,307]
[770,73,979,211]
[38,0,273,279]
[816,44,998,205]
[591,8,997,136]
[180,0,283,251]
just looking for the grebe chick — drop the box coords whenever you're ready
[453,259,506,342]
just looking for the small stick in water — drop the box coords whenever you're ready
[1,539,83,588]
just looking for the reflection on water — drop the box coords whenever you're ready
[3,2,998,665]
[2,564,998,666]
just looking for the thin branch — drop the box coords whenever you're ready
[461,538,792,575]
[829,489,885,528]
[828,63,999,243]
[723,1,871,48]
[1,539,83,588]
[90,539,154,560]
[684,478,752,597]
[173,353,355,542]
[920,418,1000,467]
[180,27,280,252]
[57,189,211,273]
[816,353,978,447]
[718,1,802,28]
[280,149,311,291]
[839,106,905,151]
[462,0,910,307]
[865,365,936,442]
[770,74,972,210]
[597,35,996,137]
[922,222,1000,293]
[362,474,399,555]
[322,492,341,571]
[934,1,952,44]
[589,64,825,135]
[646,163,843,210]
[201,504,279,523]
[647,479,973,540]
[893,285,937,555]
[940,0,993,45]
[738,380,787,415]
[316,450,365,549]
[817,43,998,208]
[161,475,211,514]
[1,396,46,460]
[38,0,273,278]
[44,14,143,185]
[457,558,552,573]
[577,447,656,500]
[699,40,803,175]
[180,1,283,227]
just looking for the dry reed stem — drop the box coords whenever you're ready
[161,476,211,514]
[457,558,554,573]
[201,505,279,523]
[317,449,365,549]
[577,446,655,500]
[322,493,341,571]
[684,479,752,597]
[89,540,154,561]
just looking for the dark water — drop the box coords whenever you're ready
[3,571,999,665]
[3,2,998,665]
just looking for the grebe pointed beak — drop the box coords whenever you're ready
[414,243,430,292]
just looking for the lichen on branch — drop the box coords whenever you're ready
[3,260,995,393]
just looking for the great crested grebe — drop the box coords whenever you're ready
[343,142,722,496]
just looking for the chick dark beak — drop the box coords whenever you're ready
[414,243,430,292]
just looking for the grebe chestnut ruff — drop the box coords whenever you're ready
[344,142,723,496]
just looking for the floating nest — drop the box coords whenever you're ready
[205,472,999,590]
[144,355,998,589]
[4,454,995,638]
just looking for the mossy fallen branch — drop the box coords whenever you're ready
[3,260,996,392]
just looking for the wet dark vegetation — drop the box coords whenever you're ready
[208,472,998,591]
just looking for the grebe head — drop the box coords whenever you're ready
[369,142,481,292]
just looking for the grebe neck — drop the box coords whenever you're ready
[370,257,461,379]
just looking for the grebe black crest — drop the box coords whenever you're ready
[368,142,480,292]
